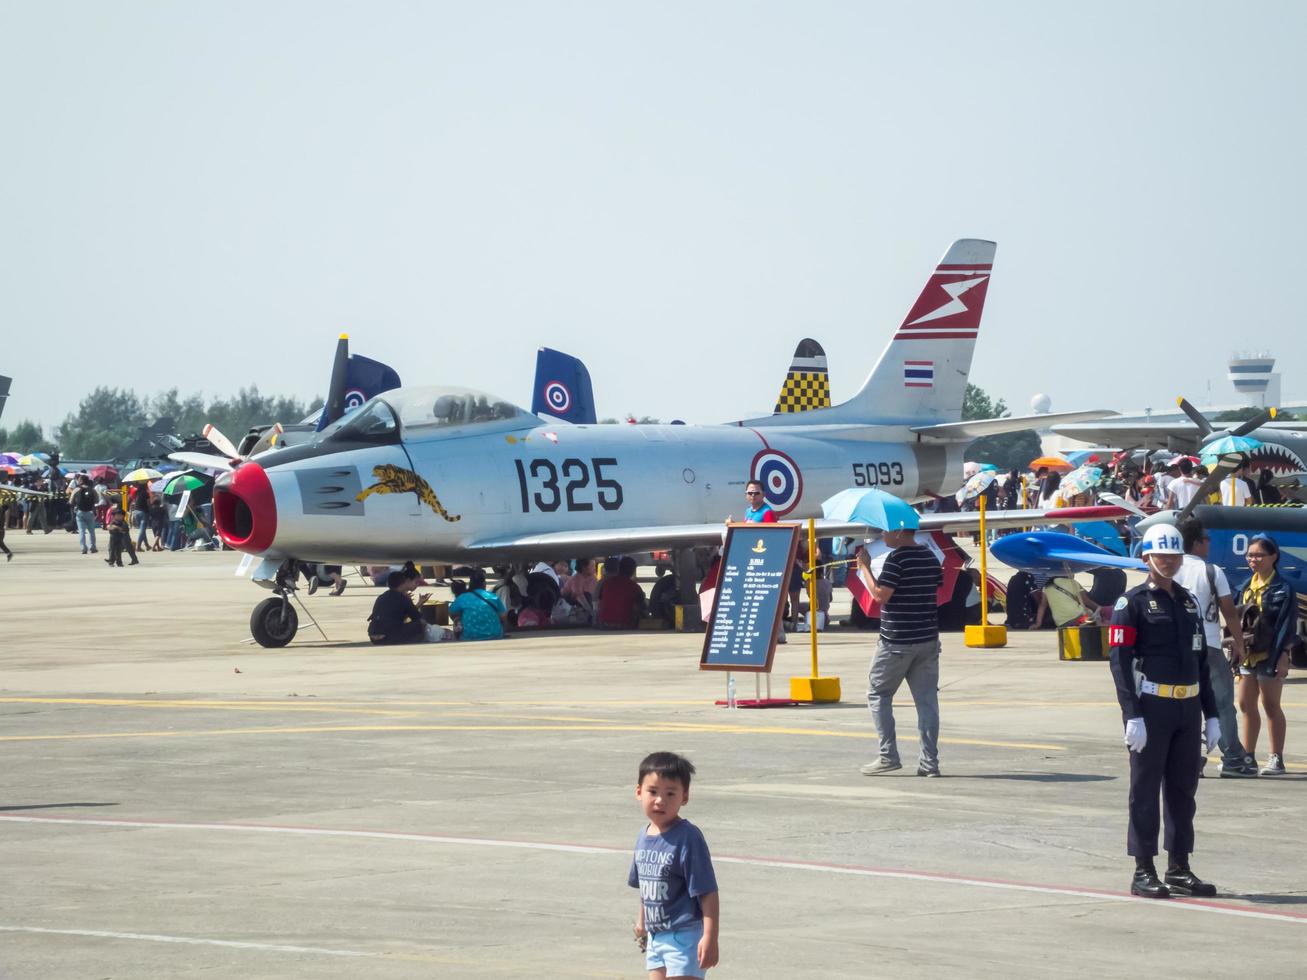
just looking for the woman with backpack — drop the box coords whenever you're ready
[1235,534,1297,776]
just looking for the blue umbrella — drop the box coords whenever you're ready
[1200,434,1261,464]
[822,488,921,531]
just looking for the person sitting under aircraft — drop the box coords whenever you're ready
[596,556,646,629]
[558,558,598,622]
[1033,574,1103,628]
[450,568,507,640]
[367,568,428,645]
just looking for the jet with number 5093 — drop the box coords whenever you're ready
[206,239,1121,645]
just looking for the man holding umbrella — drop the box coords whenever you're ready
[826,490,944,777]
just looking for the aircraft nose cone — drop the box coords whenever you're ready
[214,461,278,553]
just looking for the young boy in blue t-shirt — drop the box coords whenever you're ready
[629,752,720,978]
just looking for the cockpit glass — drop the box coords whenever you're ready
[331,400,398,442]
[324,386,532,440]
[386,386,532,430]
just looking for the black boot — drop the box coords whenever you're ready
[1165,854,1216,897]
[1131,861,1171,899]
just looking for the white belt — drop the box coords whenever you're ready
[1139,679,1199,700]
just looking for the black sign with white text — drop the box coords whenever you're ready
[700,522,800,673]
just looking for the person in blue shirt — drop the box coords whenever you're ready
[629,752,720,978]
[742,480,777,524]
[450,568,507,640]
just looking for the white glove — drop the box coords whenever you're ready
[1204,717,1222,755]
[1124,717,1147,753]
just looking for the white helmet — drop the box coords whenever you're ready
[1140,524,1184,557]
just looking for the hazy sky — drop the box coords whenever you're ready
[3,2,1305,435]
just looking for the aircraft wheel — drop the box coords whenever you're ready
[251,597,298,648]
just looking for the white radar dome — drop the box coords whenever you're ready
[1030,393,1052,414]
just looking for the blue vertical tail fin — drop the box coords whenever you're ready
[532,347,597,424]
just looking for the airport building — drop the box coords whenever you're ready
[1227,352,1280,408]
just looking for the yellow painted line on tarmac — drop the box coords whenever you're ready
[8,696,1300,711]
[0,721,1063,751]
[0,698,418,717]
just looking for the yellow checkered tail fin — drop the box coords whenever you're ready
[772,338,831,414]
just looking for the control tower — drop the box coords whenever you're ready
[1227,353,1280,408]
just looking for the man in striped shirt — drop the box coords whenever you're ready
[857,530,944,777]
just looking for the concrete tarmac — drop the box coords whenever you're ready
[2,534,1305,978]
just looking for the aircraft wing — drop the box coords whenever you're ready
[910,410,1116,441]
[463,506,1129,558]
[1049,419,1202,446]
[1026,547,1145,571]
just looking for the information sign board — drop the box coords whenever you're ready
[700,522,800,673]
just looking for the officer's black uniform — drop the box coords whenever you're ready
[1109,577,1217,896]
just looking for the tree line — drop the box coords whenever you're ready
[10,382,1268,469]
[0,386,322,460]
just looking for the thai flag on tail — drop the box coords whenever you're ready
[904,360,934,388]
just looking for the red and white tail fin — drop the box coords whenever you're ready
[844,238,993,423]
[750,239,995,428]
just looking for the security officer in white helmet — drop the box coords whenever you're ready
[1108,524,1221,898]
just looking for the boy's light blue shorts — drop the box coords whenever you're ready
[646,920,706,977]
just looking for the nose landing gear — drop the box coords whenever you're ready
[251,596,299,647]
[249,559,303,648]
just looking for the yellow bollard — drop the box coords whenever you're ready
[964,495,1008,647]
[790,518,841,702]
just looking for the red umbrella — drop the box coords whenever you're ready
[88,464,119,482]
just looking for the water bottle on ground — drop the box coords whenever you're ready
[727,675,737,710]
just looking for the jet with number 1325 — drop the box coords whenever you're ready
[207,239,1119,643]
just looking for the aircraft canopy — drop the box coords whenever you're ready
[379,386,534,432]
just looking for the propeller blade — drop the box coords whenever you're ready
[1229,406,1276,438]
[202,424,242,459]
[167,451,235,473]
[1176,397,1215,437]
[247,423,284,457]
[1177,453,1242,522]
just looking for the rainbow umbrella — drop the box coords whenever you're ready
[1061,465,1103,497]
[961,470,997,500]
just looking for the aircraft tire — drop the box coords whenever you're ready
[251,597,298,648]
